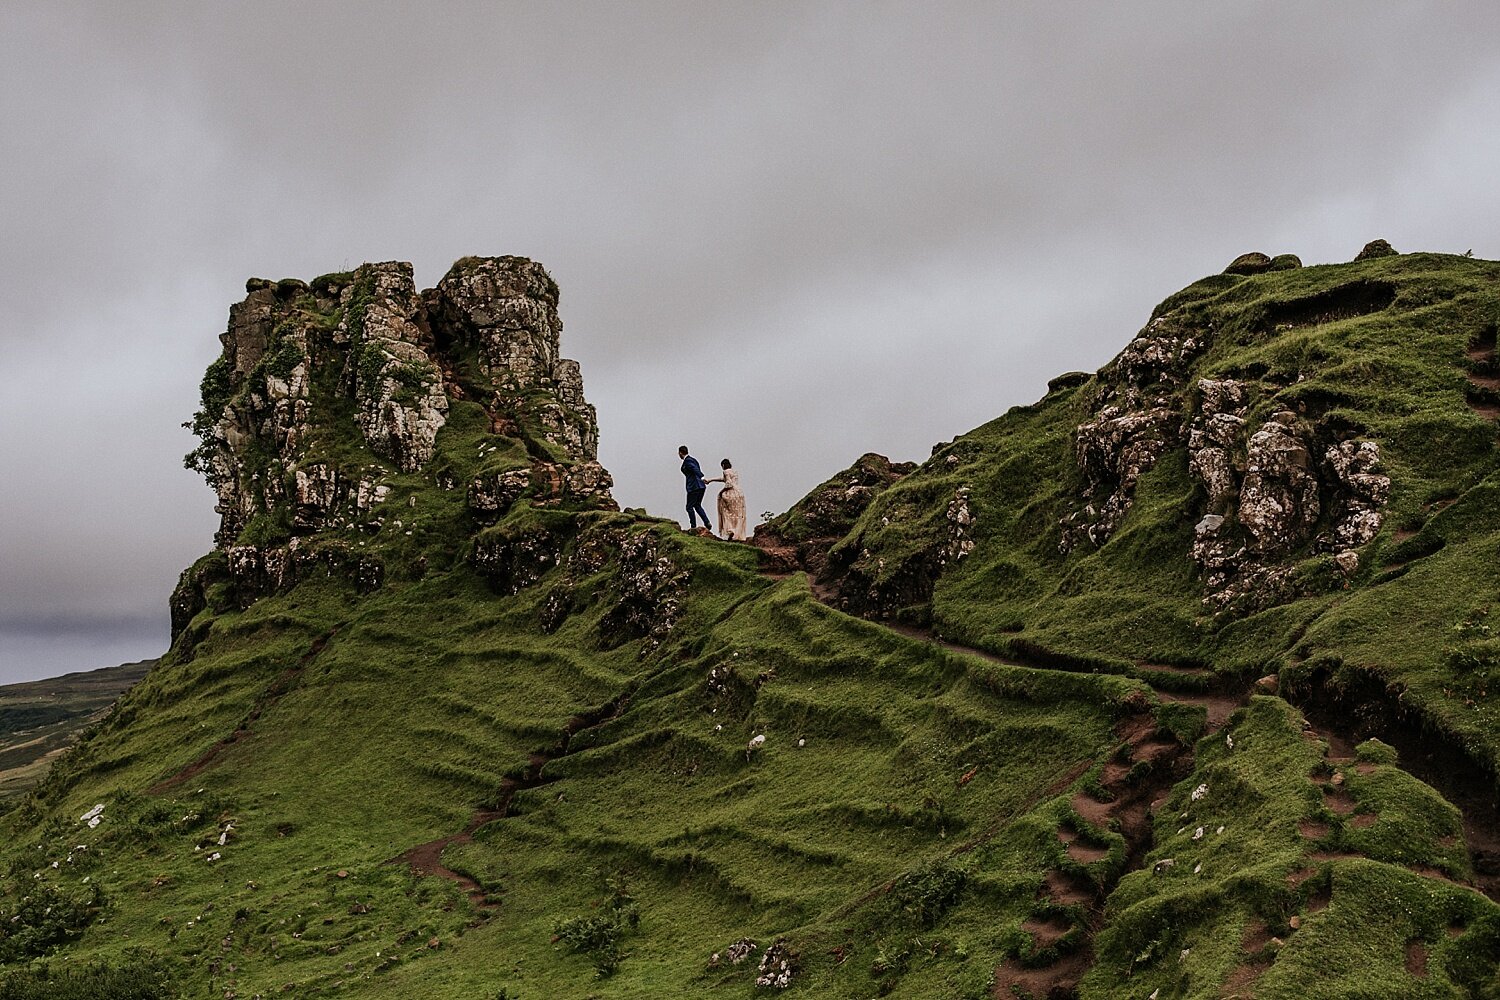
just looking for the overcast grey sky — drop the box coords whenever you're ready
[3,2,1499,684]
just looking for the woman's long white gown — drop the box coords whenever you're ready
[717,469,748,541]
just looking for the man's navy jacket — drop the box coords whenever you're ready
[681,456,706,492]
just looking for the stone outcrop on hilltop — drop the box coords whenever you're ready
[176,256,614,628]
[1060,262,1393,612]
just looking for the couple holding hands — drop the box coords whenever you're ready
[678,445,748,541]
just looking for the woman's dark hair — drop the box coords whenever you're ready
[720,458,732,469]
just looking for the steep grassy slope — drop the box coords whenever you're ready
[1,251,1496,999]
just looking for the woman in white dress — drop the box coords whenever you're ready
[705,459,748,541]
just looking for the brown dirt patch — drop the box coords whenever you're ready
[396,807,504,908]
[1307,885,1331,912]
[1241,920,1272,952]
[1350,812,1378,828]
[1131,737,1181,766]
[1324,789,1357,815]
[1221,961,1265,998]
[1405,939,1429,978]
[1113,713,1157,744]
[1299,819,1331,840]
[1057,827,1109,864]
[1156,690,1244,733]
[1285,866,1318,888]
[1021,915,1073,950]
[1042,870,1095,906]
[1070,792,1112,827]
[993,947,1092,1000]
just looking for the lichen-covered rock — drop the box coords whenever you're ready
[1063,405,1179,548]
[1059,311,1211,550]
[433,256,561,388]
[1224,252,1273,275]
[600,531,688,651]
[1188,378,1249,507]
[225,540,383,603]
[754,939,794,989]
[471,524,561,595]
[753,453,916,577]
[292,464,390,531]
[1238,415,1321,551]
[1268,253,1303,271]
[1353,239,1398,261]
[185,255,613,615]
[468,461,616,521]
[1323,440,1389,548]
[347,262,449,472]
[944,487,975,564]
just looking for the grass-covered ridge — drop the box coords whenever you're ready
[2,251,1497,997]
[810,252,1500,777]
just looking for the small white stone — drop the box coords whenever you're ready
[1192,827,1204,841]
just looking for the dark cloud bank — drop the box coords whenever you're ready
[3,2,1499,682]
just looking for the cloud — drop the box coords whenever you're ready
[3,2,1499,674]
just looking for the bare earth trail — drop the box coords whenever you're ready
[389,694,632,910]
[149,626,344,795]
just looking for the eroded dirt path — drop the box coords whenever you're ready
[389,694,632,909]
[149,625,343,794]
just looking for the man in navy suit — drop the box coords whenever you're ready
[679,445,711,531]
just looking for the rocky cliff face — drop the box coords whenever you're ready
[178,256,614,627]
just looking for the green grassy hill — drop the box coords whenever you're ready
[0,250,1495,999]
[0,661,154,799]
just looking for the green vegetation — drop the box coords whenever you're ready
[4,252,1498,997]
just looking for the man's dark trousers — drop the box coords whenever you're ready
[686,488,710,529]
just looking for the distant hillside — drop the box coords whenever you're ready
[0,660,154,797]
[0,249,1495,999]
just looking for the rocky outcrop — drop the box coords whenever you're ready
[225,539,383,602]
[1060,311,1207,551]
[1353,239,1398,261]
[347,263,449,473]
[468,461,614,521]
[1057,293,1392,613]
[292,465,391,531]
[1185,400,1390,611]
[1224,252,1273,275]
[432,257,561,389]
[1324,440,1390,549]
[471,523,561,595]
[184,255,613,609]
[1239,414,1322,549]
[752,453,915,575]
[599,531,688,651]
[1187,378,1248,508]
